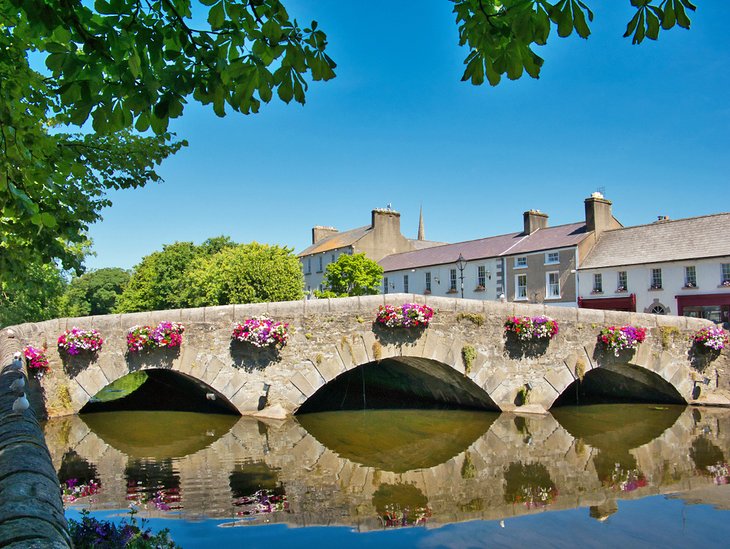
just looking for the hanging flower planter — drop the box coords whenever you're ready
[127,322,185,353]
[23,345,50,379]
[597,325,646,357]
[232,316,289,349]
[504,316,559,341]
[375,303,434,328]
[692,326,728,351]
[57,327,104,355]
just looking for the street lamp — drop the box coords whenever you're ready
[456,253,467,299]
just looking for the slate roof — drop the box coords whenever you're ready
[379,222,589,272]
[298,226,370,257]
[579,213,730,270]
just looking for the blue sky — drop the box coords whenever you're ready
[85,1,730,270]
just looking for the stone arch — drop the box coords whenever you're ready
[552,359,686,406]
[295,357,499,414]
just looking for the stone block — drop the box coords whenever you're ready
[424,295,457,311]
[545,305,578,323]
[303,299,330,315]
[358,294,385,312]
[544,365,576,395]
[575,308,605,326]
[233,302,268,320]
[179,307,206,324]
[204,305,235,323]
[455,299,485,313]
[329,297,360,314]
[268,300,305,319]
[73,366,109,400]
[218,369,249,401]
[655,314,688,330]
[289,371,316,398]
[230,383,266,413]
[313,356,345,384]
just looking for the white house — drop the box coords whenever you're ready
[577,213,730,323]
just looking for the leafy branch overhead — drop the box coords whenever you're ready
[453,0,696,86]
[12,0,337,134]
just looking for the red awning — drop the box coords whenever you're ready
[578,293,636,312]
[676,293,730,315]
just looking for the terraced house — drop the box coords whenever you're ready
[379,193,622,306]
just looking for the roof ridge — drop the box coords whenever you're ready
[600,212,730,234]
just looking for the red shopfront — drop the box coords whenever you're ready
[676,293,730,324]
[578,293,636,312]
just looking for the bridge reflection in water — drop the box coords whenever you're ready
[44,405,730,530]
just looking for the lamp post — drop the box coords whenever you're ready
[456,253,467,299]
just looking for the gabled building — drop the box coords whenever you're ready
[298,208,442,293]
[577,213,730,323]
[379,193,622,305]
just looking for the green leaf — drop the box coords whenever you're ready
[208,2,225,29]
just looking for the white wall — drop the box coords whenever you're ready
[578,257,730,315]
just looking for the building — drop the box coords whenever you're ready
[379,193,622,305]
[577,213,730,323]
[298,207,441,293]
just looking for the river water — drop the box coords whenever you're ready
[45,405,730,547]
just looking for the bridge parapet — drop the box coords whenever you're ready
[1,294,727,418]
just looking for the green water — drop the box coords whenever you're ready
[46,405,730,546]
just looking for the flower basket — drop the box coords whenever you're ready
[375,303,434,328]
[232,317,289,348]
[504,316,559,341]
[603,465,648,492]
[693,326,728,352]
[127,322,185,353]
[58,328,104,355]
[597,325,646,356]
[23,345,50,379]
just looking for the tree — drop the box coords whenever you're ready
[186,242,304,306]
[454,0,696,86]
[0,261,67,328]
[319,253,383,297]
[60,268,131,317]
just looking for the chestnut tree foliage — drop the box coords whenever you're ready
[2,0,695,291]
[319,253,384,298]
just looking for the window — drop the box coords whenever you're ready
[477,266,486,288]
[317,256,323,273]
[546,251,559,264]
[425,272,431,292]
[449,269,457,292]
[617,271,628,292]
[383,277,389,294]
[546,271,560,298]
[306,258,311,274]
[650,304,666,315]
[515,274,527,299]
[593,273,603,293]
[515,256,527,268]
[403,274,409,293]
[331,253,336,264]
[722,263,730,285]
[684,266,697,288]
[650,268,662,289]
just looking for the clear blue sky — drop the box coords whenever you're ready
[85,1,730,271]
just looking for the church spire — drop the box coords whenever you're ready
[417,205,425,241]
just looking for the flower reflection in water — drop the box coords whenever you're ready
[233,489,289,516]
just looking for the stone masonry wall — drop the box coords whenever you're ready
[1,294,728,419]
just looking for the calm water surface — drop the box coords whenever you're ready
[46,405,730,547]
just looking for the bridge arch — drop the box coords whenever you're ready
[295,357,500,414]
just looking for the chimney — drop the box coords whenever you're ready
[371,208,401,235]
[585,192,613,237]
[312,226,338,244]
[523,209,549,235]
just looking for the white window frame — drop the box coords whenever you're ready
[651,268,663,290]
[546,271,560,299]
[515,274,527,300]
[477,265,486,288]
[515,256,528,269]
[383,276,389,294]
[617,271,627,292]
[723,263,730,284]
[593,273,603,293]
[545,251,560,265]
[403,274,409,293]
[306,257,311,275]
[425,272,431,292]
[317,256,323,273]
[449,269,457,291]
[685,265,697,288]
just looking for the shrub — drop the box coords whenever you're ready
[375,303,434,328]
[127,322,185,353]
[58,327,104,355]
[504,316,559,340]
[23,345,50,379]
[693,326,729,351]
[598,325,646,356]
[232,316,289,348]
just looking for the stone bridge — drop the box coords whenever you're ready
[2,294,729,419]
